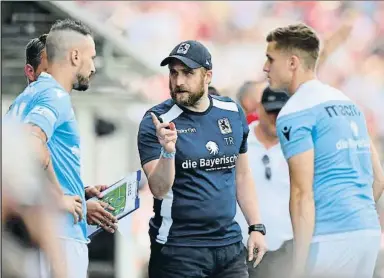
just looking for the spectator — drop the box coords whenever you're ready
[235,87,291,278]
[236,80,267,124]
[208,85,220,96]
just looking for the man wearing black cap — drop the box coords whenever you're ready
[261,87,290,114]
[235,86,292,278]
[137,40,267,278]
[208,86,220,96]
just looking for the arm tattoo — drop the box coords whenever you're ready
[30,131,47,145]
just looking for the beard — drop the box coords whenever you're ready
[73,73,90,91]
[169,80,205,107]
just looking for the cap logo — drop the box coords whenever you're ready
[176,43,190,55]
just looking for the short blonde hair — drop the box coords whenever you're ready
[267,23,320,70]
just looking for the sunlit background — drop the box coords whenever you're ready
[2,1,384,278]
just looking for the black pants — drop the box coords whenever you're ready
[148,240,249,278]
[247,240,293,278]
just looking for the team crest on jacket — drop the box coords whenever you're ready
[218,118,232,134]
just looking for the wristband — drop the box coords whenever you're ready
[160,147,176,159]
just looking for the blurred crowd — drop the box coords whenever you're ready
[76,1,384,140]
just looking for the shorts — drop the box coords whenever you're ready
[148,240,248,278]
[307,231,381,278]
[25,238,89,278]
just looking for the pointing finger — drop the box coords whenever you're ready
[150,113,160,126]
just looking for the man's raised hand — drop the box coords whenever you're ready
[150,112,177,153]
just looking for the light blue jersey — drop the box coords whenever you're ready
[5,72,88,243]
[276,79,380,239]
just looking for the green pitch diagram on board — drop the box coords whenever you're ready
[102,182,127,216]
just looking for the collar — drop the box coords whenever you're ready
[39,72,53,79]
[38,72,68,93]
[248,121,280,150]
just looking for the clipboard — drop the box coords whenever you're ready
[86,170,141,238]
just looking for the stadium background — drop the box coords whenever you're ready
[1,1,384,278]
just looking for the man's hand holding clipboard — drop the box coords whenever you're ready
[86,171,141,238]
[85,185,109,199]
[86,200,118,233]
[84,184,118,234]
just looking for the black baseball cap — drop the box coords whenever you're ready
[160,40,212,70]
[261,87,289,113]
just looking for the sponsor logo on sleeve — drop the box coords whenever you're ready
[282,126,292,141]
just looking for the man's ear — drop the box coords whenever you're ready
[70,49,80,67]
[24,64,35,83]
[289,55,300,71]
[205,70,213,85]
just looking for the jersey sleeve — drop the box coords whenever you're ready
[238,103,250,154]
[23,89,72,141]
[276,109,316,160]
[137,111,161,166]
